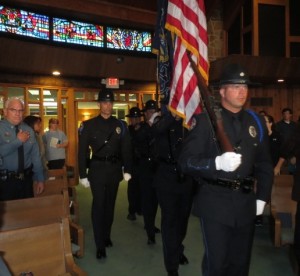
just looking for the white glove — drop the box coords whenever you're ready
[79,178,90,188]
[256,200,266,216]
[148,112,160,124]
[215,152,242,172]
[123,173,132,182]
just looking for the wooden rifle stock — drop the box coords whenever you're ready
[187,52,234,152]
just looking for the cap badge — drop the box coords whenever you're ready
[240,72,245,77]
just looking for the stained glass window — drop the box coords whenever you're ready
[53,18,104,48]
[106,27,152,52]
[0,6,49,40]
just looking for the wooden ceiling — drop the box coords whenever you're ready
[0,0,299,86]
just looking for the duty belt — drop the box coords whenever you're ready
[0,167,33,181]
[210,177,255,193]
[91,155,119,163]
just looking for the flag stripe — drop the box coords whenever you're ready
[166,0,208,126]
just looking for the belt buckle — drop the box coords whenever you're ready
[232,180,241,191]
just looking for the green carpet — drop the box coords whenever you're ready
[74,181,294,276]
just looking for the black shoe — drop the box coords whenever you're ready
[127,213,137,221]
[105,239,113,247]
[96,248,107,259]
[147,236,156,245]
[179,253,189,265]
[167,270,179,276]
[154,226,161,234]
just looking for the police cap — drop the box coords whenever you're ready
[125,107,142,118]
[97,89,115,102]
[219,63,252,86]
[142,100,157,111]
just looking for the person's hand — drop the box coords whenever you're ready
[256,200,266,216]
[80,178,90,188]
[148,112,160,125]
[274,166,281,176]
[123,173,132,182]
[35,181,44,195]
[215,152,242,172]
[17,129,30,143]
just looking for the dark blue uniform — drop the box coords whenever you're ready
[178,107,273,276]
[78,115,132,251]
[127,124,142,218]
[152,113,194,275]
[135,120,159,242]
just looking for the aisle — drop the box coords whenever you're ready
[75,181,293,276]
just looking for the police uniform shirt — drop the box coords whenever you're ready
[178,108,274,226]
[78,115,132,179]
[134,121,155,159]
[0,119,45,181]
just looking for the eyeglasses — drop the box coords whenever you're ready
[8,108,24,114]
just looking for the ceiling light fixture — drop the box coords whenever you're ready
[52,70,61,76]
[277,79,284,83]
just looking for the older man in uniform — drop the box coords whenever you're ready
[178,64,273,276]
[0,97,44,200]
[78,89,132,259]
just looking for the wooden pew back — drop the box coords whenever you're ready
[270,175,297,247]
[0,194,68,232]
[0,218,86,275]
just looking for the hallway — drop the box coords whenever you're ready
[75,182,294,275]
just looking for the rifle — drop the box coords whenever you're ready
[187,51,234,153]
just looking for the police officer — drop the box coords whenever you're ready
[152,110,194,276]
[135,100,160,244]
[78,89,132,259]
[125,107,143,221]
[178,63,274,276]
[0,97,45,200]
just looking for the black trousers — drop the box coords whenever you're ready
[88,161,121,250]
[0,175,34,201]
[200,218,255,276]
[139,159,158,238]
[156,179,194,272]
[127,166,141,215]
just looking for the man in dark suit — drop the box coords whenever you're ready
[78,89,132,259]
[178,64,274,276]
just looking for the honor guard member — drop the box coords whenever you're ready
[178,63,273,276]
[135,100,160,245]
[152,111,195,276]
[0,98,45,201]
[78,89,132,260]
[125,107,143,221]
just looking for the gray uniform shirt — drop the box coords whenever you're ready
[0,119,45,181]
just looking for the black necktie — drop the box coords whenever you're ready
[15,125,24,173]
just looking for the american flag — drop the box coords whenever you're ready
[165,0,209,126]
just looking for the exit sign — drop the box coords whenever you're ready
[106,78,119,88]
